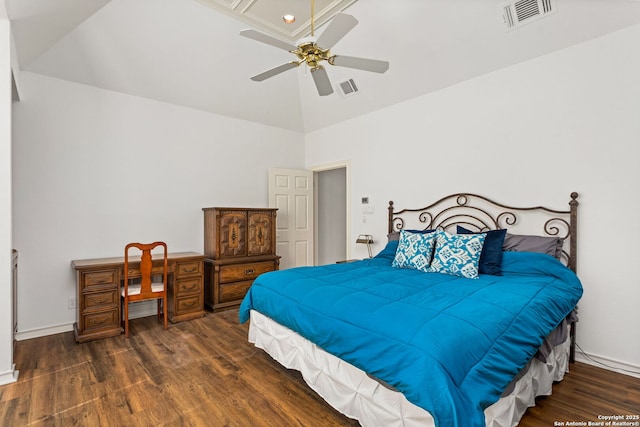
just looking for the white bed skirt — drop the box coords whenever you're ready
[248,309,571,427]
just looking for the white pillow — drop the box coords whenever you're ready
[391,230,437,272]
[428,229,486,279]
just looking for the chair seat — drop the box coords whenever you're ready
[122,282,164,297]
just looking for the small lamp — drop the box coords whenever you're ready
[356,234,374,258]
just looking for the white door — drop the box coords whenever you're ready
[268,168,314,269]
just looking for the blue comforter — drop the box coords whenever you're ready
[239,251,583,427]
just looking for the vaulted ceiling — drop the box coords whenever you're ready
[6,0,640,132]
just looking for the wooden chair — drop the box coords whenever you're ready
[122,242,168,338]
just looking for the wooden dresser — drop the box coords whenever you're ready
[71,252,205,343]
[203,207,279,312]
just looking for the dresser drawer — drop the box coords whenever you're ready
[175,277,202,295]
[219,261,275,283]
[82,269,118,289]
[176,261,202,278]
[83,290,118,310]
[175,294,203,314]
[81,309,119,334]
[219,280,253,303]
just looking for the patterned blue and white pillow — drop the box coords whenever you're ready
[392,230,437,272]
[427,229,487,279]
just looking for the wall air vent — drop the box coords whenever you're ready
[338,79,359,97]
[502,0,556,30]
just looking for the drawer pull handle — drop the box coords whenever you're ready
[88,316,109,325]
[244,269,255,275]
[183,301,196,308]
[182,283,198,291]
[182,267,197,273]
[88,296,109,304]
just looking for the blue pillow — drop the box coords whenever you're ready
[428,229,486,279]
[374,240,399,261]
[457,226,507,275]
[391,230,437,272]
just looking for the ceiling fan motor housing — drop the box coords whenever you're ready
[294,37,332,69]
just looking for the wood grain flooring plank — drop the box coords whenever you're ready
[3,310,638,426]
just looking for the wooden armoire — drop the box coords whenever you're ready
[202,207,279,311]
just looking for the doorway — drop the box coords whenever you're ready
[313,162,350,265]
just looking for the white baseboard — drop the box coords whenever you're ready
[15,301,158,341]
[15,322,74,341]
[575,350,640,379]
[0,364,19,385]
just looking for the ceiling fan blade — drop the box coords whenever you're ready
[311,66,334,96]
[329,55,390,73]
[251,62,299,81]
[240,29,297,52]
[315,13,358,49]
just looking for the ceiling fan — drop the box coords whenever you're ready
[240,0,389,96]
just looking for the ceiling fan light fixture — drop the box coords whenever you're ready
[240,1,389,97]
[282,14,296,24]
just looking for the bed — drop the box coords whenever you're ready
[239,192,583,427]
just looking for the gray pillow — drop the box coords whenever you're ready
[387,232,400,242]
[503,233,564,259]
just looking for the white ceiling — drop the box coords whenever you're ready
[195,0,358,41]
[6,0,640,133]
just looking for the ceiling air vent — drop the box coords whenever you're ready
[338,79,359,97]
[502,0,556,30]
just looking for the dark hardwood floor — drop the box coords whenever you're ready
[1,310,638,426]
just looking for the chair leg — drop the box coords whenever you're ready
[163,296,168,330]
[124,297,129,338]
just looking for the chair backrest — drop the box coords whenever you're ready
[123,241,168,300]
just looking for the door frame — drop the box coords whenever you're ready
[310,160,351,265]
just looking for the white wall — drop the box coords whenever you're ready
[306,24,640,374]
[12,72,305,336]
[0,15,18,385]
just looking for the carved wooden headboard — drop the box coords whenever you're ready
[388,192,579,272]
